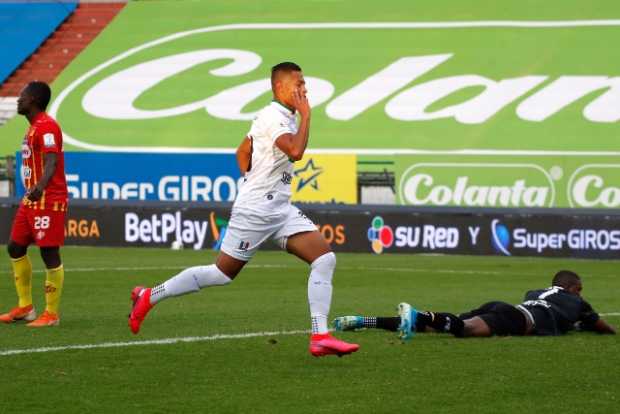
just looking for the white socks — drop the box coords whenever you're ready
[308,252,336,335]
[150,265,231,305]
[148,252,337,336]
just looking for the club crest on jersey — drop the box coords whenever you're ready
[36,230,46,240]
[22,166,32,180]
[43,133,56,148]
[21,144,31,159]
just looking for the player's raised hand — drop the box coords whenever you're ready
[292,88,311,119]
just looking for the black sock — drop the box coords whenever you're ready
[375,317,400,331]
[428,312,465,337]
[414,310,433,331]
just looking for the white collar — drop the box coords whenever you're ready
[271,100,295,117]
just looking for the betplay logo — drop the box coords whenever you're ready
[125,211,228,250]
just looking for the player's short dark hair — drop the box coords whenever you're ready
[552,270,581,289]
[271,62,302,86]
[26,81,51,110]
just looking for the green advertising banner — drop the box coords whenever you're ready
[1,1,618,208]
[393,155,620,209]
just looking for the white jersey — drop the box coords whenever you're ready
[235,100,298,205]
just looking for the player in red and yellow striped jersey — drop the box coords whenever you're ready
[0,81,68,327]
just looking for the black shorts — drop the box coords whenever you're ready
[458,301,527,336]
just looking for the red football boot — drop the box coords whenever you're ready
[309,333,360,357]
[128,286,153,334]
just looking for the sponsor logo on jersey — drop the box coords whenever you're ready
[21,166,32,180]
[43,133,56,148]
[281,171,292,185]
[237,241,250,252]
[21,144,31,159]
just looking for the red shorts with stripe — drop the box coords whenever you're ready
[10,204,66,247]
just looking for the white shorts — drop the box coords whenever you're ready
[220,195,317,261]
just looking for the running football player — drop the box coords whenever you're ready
[1,81,68,327]
[334,270,616,339]
[129,62,359,357]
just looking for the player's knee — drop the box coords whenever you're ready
[7,241,27,259]
[463,317,491,337]
[40,247,61,269]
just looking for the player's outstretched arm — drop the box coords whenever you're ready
[275,89,311,161]
[236,136,252,174]
[592,319,616,334]
[26,152,57,201]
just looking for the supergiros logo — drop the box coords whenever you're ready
[490,219,620,255]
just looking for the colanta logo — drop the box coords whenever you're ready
[367,216,394,254]
[75,50,620,125]
[567,164,620,208]
[399,163,556,208]
[491,219,511,256]
[47,21,620,153]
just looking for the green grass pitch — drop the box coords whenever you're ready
[0,247,618,413]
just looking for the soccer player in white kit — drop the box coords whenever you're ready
[129,62,359,357]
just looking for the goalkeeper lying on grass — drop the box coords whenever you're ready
[333,270,616,340]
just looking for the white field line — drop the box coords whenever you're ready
[2,313,619,357]
[0,329,310,357]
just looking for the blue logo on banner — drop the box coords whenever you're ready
[491,219,511,256]
[15,152,241,202]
